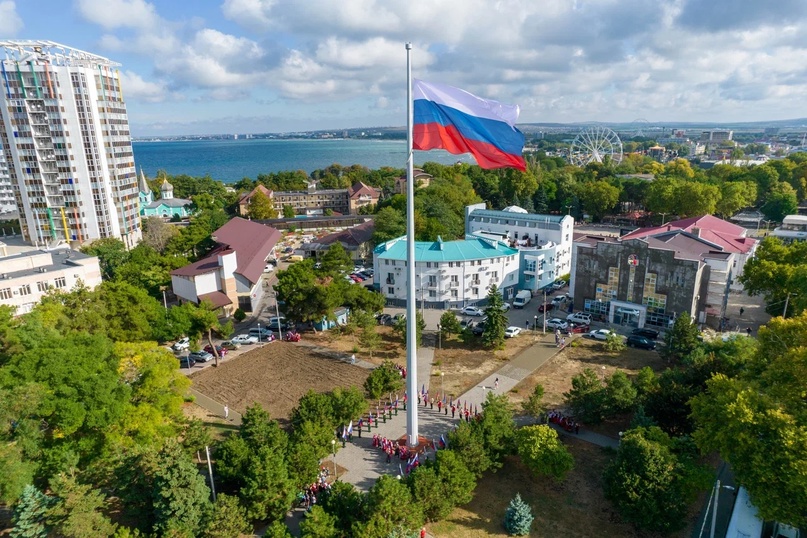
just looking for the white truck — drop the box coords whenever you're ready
[512,290,532,309]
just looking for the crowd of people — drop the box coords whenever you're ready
[299,467,333,511]
[547,409,580,434]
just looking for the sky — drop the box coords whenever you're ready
[2,0,807,136]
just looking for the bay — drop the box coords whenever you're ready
[132,138,474,183]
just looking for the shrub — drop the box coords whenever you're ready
[233,309,247,322]
[503,493,533,536]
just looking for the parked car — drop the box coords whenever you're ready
[500,302,511,312]
[178,356,196,369]
[566,312,593,325]
[460,318,476,330]
[626,335,657,350]
[392,313,406,325]
[376,314,393,326]
[249,327,273,339]
[188,350,214,363]
[538,303,554,313]
[204,344,228,357]
[546,318,569,330]
[568,323,590,333]
[551,296,566,306]
[232,334,259,345]
[504,326,522,338]
[172,337,190,352]
[461,306,484,317]
[472,320,487,335]
[264,264,274,273]
[267,317,289,331]
[588,329,616,341]
[221,340,241,350]
[631,328,660,340]
[552,280,567,290]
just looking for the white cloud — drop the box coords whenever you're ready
[0,1,23,36]
[76,0,159,30]
[117,70,177,103]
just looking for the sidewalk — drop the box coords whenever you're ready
[189,387,243,426]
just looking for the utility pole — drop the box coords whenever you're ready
[783,292,792,318]
[205,446,216,502]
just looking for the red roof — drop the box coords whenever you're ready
[238,184,274,204]
[348,181,381,200]
[211,218,281,284]
[620,215,756,254]
[171,250,232,277]
[198,291,233,308]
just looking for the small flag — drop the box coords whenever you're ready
[441,434,448,448]
[347,420,353,434]
[421,383,426,395]
[341,426,347,439]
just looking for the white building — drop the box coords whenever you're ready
[373,235,521,308]
[0,248,102,315]
[0,41,141,248]
[772,215,807,242]
[465,203,574,292]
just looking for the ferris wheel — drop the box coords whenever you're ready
[569,125,623,166]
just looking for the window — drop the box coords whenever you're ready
[426,262,432,268]
[429,290,436,298]
[0,288,11,300]
[473,287,479,296]
[451,289,458,298]
[54,277,66,289]
[388,287,395,295]
[37,281,49,292]
[428,275,437,287]
[18,284,31,296]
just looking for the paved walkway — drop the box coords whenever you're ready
[189,387,243,426]
[329,332,620,492]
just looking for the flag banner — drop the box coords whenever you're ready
[341,426,347,439]
[347,420,353,434]
[421,383,426,395]
[441,434,448,448]
[413,79,526,171]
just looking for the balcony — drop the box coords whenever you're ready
[449,282,459,288]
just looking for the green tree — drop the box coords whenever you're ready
[241,446,295,521]
[578,180,620,221]
[661,313,701,363]
[180,418,213,457]
[502,493,533,536]
[151,441,211,537]
[515,425,574,481]
[80,237,129,280]
[716,181,757,218]
[438,311,461,338]
[521,384,545,418]
[739,236,807,317]
[188,300,233,367]
[761,182,798,221]
[283,204,296,219]
[10,484,53,538]
[604,370,638,415]
[603,331,626,353]
[563,368,606,424]
[358,314,382,358]
[319,243,352,276]
[248,189,278,219]
[45,474,117,538]
[675,181,720,217]
[393,312,426,347]
[603,427,708,533]
[141,216,180,254]
[353,475,423,538]
[318,481,365,538]
[446,420,492,477]
[372,206,406,245]
[690,314,807,527]
[204,493,252,538]
[264,521,294,538]
[408,450,475,521]
[475,392,517,470]
[364,361,404,400]
[300,505,338,538]
[482,285,507,349]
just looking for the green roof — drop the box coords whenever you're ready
[375,236,518,262]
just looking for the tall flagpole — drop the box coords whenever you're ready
[405,42,418,448]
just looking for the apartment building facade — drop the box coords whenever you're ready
[0,41,141,248]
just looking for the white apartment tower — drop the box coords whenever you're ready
[0,41,141,248]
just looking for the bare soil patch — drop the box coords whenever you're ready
[430,438,678,538]
[189,341,370,426]
[509,337,667,437]
[302,325,405,367]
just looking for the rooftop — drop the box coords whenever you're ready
[0,248,96,280]
[309,220,375,249]
[468,207,567,224]
[211,218,282,284]
[144,198,191,209]
[375,236,518,262]
[620,215,756,254]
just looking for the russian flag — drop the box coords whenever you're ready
[413,79,526,171]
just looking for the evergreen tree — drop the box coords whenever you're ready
[521,384,545,418]
[661,313,701,363]
[151,441,212,537]
[283,204,296,218]
[247,189,278,219]
[11,485,53,538]
[299,505,338,537]
[482,285,507,349]
[45,474,117,538]
[264,521,294,538]
[511,193,522,208]
[520,192,535,213]
[204,493,252,538]
[534,187,549,214]
[503,493,533,536]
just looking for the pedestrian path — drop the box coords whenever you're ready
[333,333,621,491]
[189,387,243,426]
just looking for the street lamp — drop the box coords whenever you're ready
[440,372,444,396]
[331,439,337,479]
[533,315,538,340]
[709,479,735,538]
[437,324,442,350]
[543,291,548,333]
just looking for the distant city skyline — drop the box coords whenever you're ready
[3,0,807,136]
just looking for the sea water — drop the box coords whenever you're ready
[132,138,472,183]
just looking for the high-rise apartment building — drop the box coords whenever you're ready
[0,41,141,247]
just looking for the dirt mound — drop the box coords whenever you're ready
[189,342,369,426]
